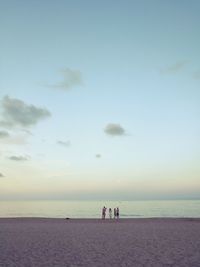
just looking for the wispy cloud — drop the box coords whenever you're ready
[0,135,28,145]
[160,60,189,74]
[104,123,126,136]
[0,96,51,128]
[49,68,83,90]
[57,140,71,147]
[0,173,4,177]
[21,129,33,136]
[0,130,9,138]
[8,155,30,161]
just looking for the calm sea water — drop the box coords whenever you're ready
[0,200,200,218]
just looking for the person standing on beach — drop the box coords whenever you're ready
[114,208,117,219]
[109,208,112,219]
[102,206,106,219]
[116,207,119,219]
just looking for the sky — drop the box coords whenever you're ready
[0,0,200,200]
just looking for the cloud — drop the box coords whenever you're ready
[0,129,30,145]
[0,135,28,145]
[49,68,83,90]
[0,96,51,128]
[160,60,189,74]
[95,154,101,158]
[8,155,30,161]
[0,121,13,128]
[57,140,71,147]
[104,123,126,136]
[21,129,33,136]
[0,173,4,177]
[0,130,10,138]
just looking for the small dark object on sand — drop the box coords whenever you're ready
[65,217,70,220]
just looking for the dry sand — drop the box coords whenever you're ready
[0,218,200,267]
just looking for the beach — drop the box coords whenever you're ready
[0,218,200,267]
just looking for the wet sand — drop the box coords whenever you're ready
[0,218,200,267]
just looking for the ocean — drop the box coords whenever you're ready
[0,200,200,218]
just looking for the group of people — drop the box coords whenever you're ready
[102,206,119,219]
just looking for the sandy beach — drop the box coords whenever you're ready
[0,218,200,267]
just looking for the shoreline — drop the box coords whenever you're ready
[0,217,200,221]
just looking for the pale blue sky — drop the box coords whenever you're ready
[0,0,200,200]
